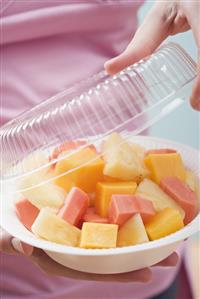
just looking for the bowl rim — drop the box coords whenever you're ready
[1,135,200,256]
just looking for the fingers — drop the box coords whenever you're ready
[154,252,179,267]
[186,6,200,110]
[0,228,33,256]
[31,249,152,283]
[105,2,176,75]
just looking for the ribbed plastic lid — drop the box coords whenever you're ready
[0,43,197,190]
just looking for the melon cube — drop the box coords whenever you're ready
[80,222,118,249]
[55,147,104,193]
[117,214,149,247]
[95,181,137,217]
[58,187,89,226]
[32,209,81,246]
[15,198,39,230]
[144,153,186,184]
[136,179,185,219]
[103,133,148,182]
[160,177,197,224]
[108,195,135,226]
[145,207,184,240]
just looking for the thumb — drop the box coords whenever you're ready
[105,2,173,75]
[0,229,33,256]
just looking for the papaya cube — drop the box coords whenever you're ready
[117,214,149,247]
[55,147,104,193]
[80,222,118,249]
[83,207,108,224]
[160,177,197,224]
[145,207,184,240]
[144,153,186,184]
[108,195,135,226]
[58,187,89,226]
[15,198,39,230]
[32,209,81,246]
[95,182,137,217]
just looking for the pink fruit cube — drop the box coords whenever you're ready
[58,187,89,226]
[131,195,156,224]
[83,207,108,224]
[15,198,39,231]
[160,177,197,224]
[108,195,136,227]
[146,149,176,155]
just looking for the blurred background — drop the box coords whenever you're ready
[139,1,199,150]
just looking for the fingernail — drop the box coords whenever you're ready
[190,98,200,111]
[11,238,33,256]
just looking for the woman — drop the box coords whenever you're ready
[1,1,199,299]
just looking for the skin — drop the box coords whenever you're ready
[105,0,200,110]
[1,0,197,282]
[0,228,179,282]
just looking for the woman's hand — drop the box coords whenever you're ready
[105,0,200,111]
[0,229,179,283]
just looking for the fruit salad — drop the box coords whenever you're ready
[15,133,199,249]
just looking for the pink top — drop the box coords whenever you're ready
[0,1,191,298]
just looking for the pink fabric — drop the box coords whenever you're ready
[0,1,192,299]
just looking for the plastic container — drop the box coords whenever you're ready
[0,43,199,274]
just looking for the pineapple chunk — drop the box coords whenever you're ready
[22,150,50,177]
[20,173,65,211]
[117,214,149,247]
[103,133,148,182]
[32,209,81,246]
[186,170,200,209]
[80,222,118,249]
[145,207,184,240]
[136,179,185,219]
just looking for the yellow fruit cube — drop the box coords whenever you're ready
[145,207,184,240]
[117,214,149,247]
[95,181,137,217]
[103,133,148,182]
[144,153,186,184]
[32,209,81,246]
[136,179,185,219]
[80,222,118,249]
[55,147,104,193]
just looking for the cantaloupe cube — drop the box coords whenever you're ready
[103,133,148,182]
[108,195,135,226]
[15,198,39,230]
[58,187,89,226]
[50,140,88,161]
[160,177,197,224]
[145,207,184,240]
[55,147,104,193]
[80,222,118,249]
[32,209,81,246]
[144,153,186,184]
[83,207,108,224]
[95,181,137,217]
[136,179,185,219]
[117,214,149,247]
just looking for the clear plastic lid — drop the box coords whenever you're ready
[0,43,197,190]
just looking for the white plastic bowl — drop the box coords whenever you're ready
[1,136,199,274]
